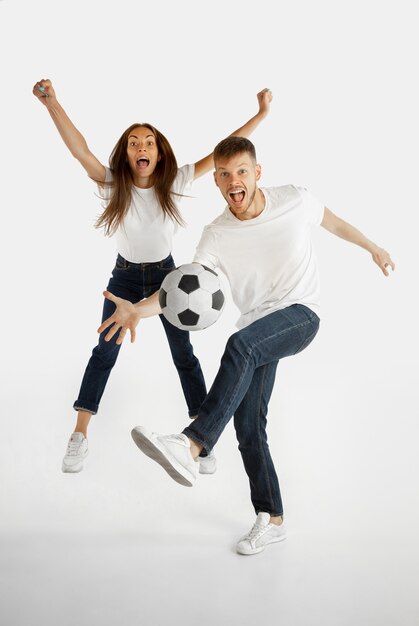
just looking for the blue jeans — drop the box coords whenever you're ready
[183,304,320,517]
[74,254,207,416]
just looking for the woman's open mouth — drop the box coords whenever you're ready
[136,157,150,170]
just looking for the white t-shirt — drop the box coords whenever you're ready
[193,185,325,329]
[97,164,194,262]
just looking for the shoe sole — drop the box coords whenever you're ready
[62,450,88,473]
[131,427,195,487]
[236,533,287,556]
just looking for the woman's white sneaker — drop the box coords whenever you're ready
[236,512,286,555]
[62,432,88,473]
[131,426,198,486]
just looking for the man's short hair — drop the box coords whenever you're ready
[213,136,257,164]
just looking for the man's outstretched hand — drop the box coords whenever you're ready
[371,246,395,276]
[97,291,141,345]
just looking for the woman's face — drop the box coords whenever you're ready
[126,126,160,181]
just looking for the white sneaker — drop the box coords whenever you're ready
[199,449,217,474]
[236,512,286,555]
[62,432,88,473]
[131,426,198,487]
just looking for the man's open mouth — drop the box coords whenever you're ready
[229,189,245,204]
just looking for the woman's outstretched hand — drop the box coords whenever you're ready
[32,78,56,106]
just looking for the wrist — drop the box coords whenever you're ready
[46,99,62,114]
[364,240,378,254]
[256,109,268,120]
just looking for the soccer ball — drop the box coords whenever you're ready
[159,263,225,331]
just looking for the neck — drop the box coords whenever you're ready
[132,174,153,189]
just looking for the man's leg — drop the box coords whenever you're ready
[233,360,283,518]
[131,305,319,486]
[183,305,319,453]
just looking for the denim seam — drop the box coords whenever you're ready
[245,317,314,356]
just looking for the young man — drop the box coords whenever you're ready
[98,137,395,555]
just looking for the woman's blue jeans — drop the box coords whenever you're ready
[74,254,207,416]
[183,304,320,517]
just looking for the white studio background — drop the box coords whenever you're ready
[1,1,418,625]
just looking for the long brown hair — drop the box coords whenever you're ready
[95,123,184,235]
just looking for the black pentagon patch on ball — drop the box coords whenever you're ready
[178,309,200,326]
[159,288,167,308]
[212,290,225,311]
[202,265,217,276]
[179,275,200,294]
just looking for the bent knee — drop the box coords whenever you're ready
[226,331,250,357]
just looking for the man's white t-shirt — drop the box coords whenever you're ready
[193,185,325,329]
[97,164,194,263]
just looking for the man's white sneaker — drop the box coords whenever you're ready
[131,426,198,487]
[236,512,286,555]
[62,432,88,473]
[199,449,217,475]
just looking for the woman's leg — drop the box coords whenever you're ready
[145,258,207,418]
[159,314,207,417]
[72,263,145,432]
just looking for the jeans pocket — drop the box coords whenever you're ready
[158,255,175,271]
[115,256,129,271]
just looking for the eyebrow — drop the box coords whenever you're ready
[128,134,155,140]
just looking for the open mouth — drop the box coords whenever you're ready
[229,189,245,204]
[136,157,150,170]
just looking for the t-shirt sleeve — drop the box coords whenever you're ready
[193,226,219,271]
[173,164,195,195]
[96,166,113,202]
[296,186,325,226]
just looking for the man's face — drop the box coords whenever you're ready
[214,152,261,218]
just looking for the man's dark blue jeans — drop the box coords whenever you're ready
[183,304,320,517]
[74,254,207,416]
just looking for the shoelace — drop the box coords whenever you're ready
[245,522,271,542]
[166,434,186,444]
[66,439,84,456]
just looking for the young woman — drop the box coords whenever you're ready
[33,79,272,474]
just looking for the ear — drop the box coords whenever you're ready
[255,164,262,181]
[213,171,219,188]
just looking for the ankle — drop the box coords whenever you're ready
[270,515,283,525]
[74,430,87,438]
[188,438,203,460]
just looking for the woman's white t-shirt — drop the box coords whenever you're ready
[193,185,325,329]
[97,164,194,263]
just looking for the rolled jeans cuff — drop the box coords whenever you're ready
[182,427,212,455]
[73,402,97,415]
